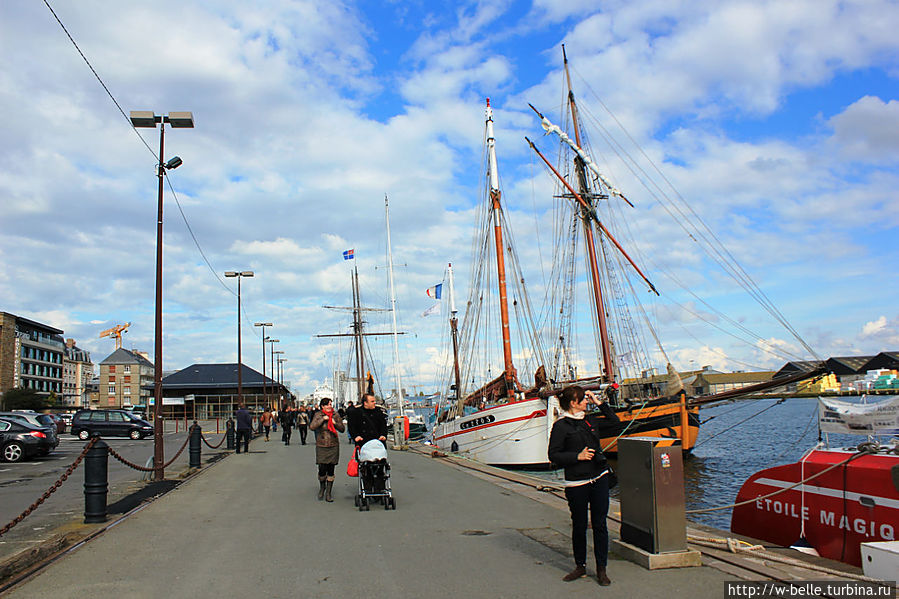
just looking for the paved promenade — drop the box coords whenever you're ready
[6,436,733,599]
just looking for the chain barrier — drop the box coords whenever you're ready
[107,432,192,472]
[0,437,98,537]
[200,431,227,449]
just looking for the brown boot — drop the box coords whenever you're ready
[325,477,334,502]
[317,476,326,501]
[597,567,611,586]
[562,565,586,581]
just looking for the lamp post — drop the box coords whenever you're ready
[278,357,288,406]
[254,323,272,408]
[130,110,194,481]
[273,350,285,408]
[224,272,254,407]
[266,339,279,408]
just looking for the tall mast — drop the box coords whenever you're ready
[562,45,616,383]
[448,263,464,415]
[352,265,365,400]
[384,195,405,417]
[485,99,517,400]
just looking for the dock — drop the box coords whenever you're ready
[1,436,878,598]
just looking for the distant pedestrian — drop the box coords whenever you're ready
[234,403,253,454]
[309,398,345,502]
[548,386,619,586]
[260,407,273,441]
[296,406,309,445]
[343,400,355,443]
[280,406,296,445]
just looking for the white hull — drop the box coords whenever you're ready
[432,397,557,467]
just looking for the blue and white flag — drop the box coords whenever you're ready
[425,283,442,299]
[343,249,355,260]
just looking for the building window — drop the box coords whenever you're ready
[124,365,131,374]
[123,387,131,395]
[108,385,116,396]
[109,365,116,373]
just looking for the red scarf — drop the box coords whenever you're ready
[323,407,337,434]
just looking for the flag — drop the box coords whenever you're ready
[425,283,442,299]
[343,249,354,260]
[421,303,440,317]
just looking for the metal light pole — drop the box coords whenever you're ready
[266,339,280,408]
[130,110,194,481]
[273,350,285,408]
[278,357,288,406]
[224,271,254,407]
[254,323,272,408]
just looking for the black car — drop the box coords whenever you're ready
[0,418,57,462]
[71,409,155,440]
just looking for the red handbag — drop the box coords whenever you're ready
[346,448,359,477]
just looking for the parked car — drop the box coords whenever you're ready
[57,413,74,427]
[47,413,67,434]
[0,418,58,462]
[0,412,58,454]
[70,409,155,440]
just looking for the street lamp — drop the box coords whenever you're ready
[254,323,272,407]
[130,110,194,481]
[273,350,285,408]
[278,357,288,406]
[266,339,279,407]
[224,271,254,407]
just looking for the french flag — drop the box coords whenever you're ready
[343,249,355,260]
[426,283,442,299]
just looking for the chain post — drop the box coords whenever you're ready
[189,421,202,469]
[226,418,235,450]
[83,435,109,524]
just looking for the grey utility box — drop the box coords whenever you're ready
[618,437,687,554]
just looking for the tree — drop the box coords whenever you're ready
[1,388,51,411]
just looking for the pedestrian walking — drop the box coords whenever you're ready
[309,398,345,502]
[280,405,296,445]
[296,406,309,445]
[343,400,355,443]
[234,403,253,454]
[548,385,620,586]
[260,407,273,441]
[347,394,388,446]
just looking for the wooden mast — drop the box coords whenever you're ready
[352,265,365,400]
[562,46,616,383]
[449,263,464,415]
[485,99,517,401]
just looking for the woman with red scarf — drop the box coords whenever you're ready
[309,398,345,502]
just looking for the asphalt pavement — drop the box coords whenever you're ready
[0,426,231,563]
[3,433,735,599]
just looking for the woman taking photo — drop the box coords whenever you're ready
[548,385,619,586]
[309,397,345,502]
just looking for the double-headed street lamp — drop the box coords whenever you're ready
[273,350,285,407]
[225,271,254,406]
[130,110,194,481]
[278,357,288,406]
[254,323,272,406]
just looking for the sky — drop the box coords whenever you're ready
[1,0,897,398]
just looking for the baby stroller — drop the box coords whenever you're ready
[354,439,396,511]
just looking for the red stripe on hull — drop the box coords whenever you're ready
[433,409,547,441]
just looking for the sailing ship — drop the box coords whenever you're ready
[731,395,899,567]
[432,48,825,467]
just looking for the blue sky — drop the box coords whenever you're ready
[1,0,897,397]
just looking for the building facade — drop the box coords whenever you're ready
[62,338,94,408]
[0,311,65,399]
[98,348,154,409]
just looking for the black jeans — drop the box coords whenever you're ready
[564,475,610,568]
[298,425,308,444]
[282,425,292,444]
[318,463,335,478]
[236,429,251,453]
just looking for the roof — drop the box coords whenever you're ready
[160,363,276,389]
[859,351,899,372]
[100,348,154,368]
[825,356,877,375]
[2,311,64,335]
[694,371,774,384]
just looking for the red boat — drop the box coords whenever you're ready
[731,445,899,566]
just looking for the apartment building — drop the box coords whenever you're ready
[98,348,154,409]
[0,311,65,398]
[63,338,94,408]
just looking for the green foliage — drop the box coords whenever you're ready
[1,387,52,411]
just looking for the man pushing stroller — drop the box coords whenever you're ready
[347,394,395,510]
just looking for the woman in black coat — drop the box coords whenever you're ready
[548,385,619,586]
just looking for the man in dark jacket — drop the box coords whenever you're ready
[235,403,253,454]
[348,394,388,445]
[280,405,296,445]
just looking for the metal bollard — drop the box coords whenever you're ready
[83,435,109,524]
[189,421,202,469]
[226,418,235,450]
